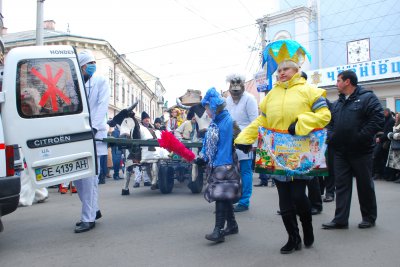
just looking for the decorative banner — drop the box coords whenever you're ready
[255,127,328,176]
[254,70,269,92]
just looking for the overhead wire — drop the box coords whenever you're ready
[95,1,398,84]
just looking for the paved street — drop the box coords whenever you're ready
[0,177,399,267]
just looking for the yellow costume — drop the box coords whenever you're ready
[235,73,331,145]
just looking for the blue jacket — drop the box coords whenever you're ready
[201,110,233,167]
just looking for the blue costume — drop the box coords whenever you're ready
[200,87,241,243]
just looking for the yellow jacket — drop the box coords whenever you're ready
[235,73,331,145]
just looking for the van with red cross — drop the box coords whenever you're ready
[0,43,97,232]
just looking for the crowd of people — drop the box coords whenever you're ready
[18,42,400,256]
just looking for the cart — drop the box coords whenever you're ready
[102,137,204,194]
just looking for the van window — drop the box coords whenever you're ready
[16,58,83,118]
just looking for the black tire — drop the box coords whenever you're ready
[158,165,174,194]
[189,165,204,194]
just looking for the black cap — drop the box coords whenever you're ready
[154,117,162,124]
[141,111,150,121]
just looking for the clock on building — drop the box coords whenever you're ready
[347,38,370,64]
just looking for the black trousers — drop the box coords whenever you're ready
[275,179,311,216]
[325,146,336,197]
[307,177,322,211]
[333,150,377,224]
[373,143,390,177]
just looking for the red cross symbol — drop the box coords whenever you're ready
[30,64,71,112]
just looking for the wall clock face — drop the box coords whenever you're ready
[347,38,370,64]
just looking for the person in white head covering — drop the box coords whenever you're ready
[225,73,258,212]
[74,49,110,233]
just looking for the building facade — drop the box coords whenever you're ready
[2,20,166,122]
[255,0,400,111]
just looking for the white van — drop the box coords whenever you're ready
[0,45,97,231]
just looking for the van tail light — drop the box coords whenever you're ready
[5,145,15,176]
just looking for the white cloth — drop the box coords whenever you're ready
[19,167,48,207]
[78,50,96,67]
[85,75,110,156]
[226,92,258,161]
[74,71,109,223]
[74,156,100,222]
[134,166,142,183]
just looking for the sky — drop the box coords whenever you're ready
[2,0,279,106]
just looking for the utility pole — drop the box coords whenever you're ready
[36,0,45,46]
[257,18,268,96]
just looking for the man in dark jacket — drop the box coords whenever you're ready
[373,108,395,180]
[322,70,384,230]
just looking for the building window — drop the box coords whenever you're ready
[115,74,120,101]
[395,99,400,112]
[379,99,387,109]
[108,68,113,97]
[131,86,135,105]
[122,78,125,104]
[273,30,292,41]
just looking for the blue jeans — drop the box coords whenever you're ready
[238,159,253,208]
[112,146,122,178]
[99,155,108,176]
[259,173,275,185]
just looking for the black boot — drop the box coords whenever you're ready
[224,202,238,236]
[205,201,226,242]
[299,211,314,247]
[98,174,106,184]
[280,214,302,254]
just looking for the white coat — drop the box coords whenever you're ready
[85,75,110,156]
[74,74,110,223]
[226,92,258,161]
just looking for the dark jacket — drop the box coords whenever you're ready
[378,113,395,143]
[327,86,384,154]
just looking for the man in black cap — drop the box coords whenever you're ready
[141,111,151,128]
[132,111,153,188]
[154,117,162,130]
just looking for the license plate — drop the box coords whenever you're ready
[35,158,89,181]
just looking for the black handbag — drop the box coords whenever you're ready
[391,140,400,150]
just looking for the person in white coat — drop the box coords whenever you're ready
[74,50,110,233]
[225,74,258,212]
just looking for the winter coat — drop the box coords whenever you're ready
[378,114,395,150]
[85,75,110,156]
[234,73,331,182]
[328,86,384,154]
[202,110,241,202]
[226,92,258,161]
[386,124,400,170]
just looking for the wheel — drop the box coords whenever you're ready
[189,164,204,194]
[158,165,174,194]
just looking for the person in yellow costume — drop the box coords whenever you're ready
[166,108,184,133]
[235,41,331,254]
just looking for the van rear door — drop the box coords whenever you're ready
[1,45,96,188]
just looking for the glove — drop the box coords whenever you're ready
[288,121,297,135]
[236,144,252,154]
[388,132,394,140]
[194,157,207,166]
[92,128,98,136]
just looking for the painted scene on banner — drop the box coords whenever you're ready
[255,127,328,176]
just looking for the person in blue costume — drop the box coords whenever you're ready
[196,87,241,243]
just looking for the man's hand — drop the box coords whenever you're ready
[236,144,252,154]
[288,121,297,135]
